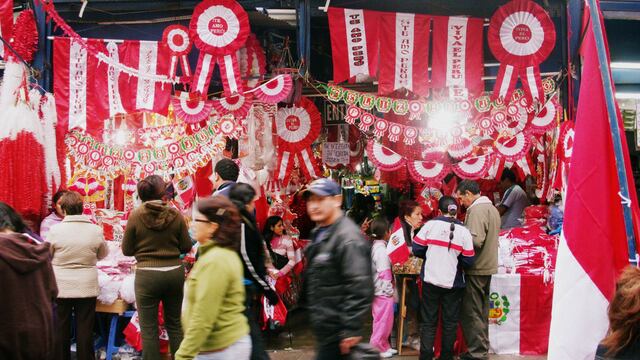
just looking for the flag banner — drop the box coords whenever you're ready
[0,0,13,58]
[431,16,485,99]
[53,37,109,138]
[386,218,410,265]
[548,4,640,359]
[327,7,380,84]
[118,40,172,116]
[378,12,430,97]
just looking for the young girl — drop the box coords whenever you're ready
[369,217,398,358]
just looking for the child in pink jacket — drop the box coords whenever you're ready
[369,217,397,358]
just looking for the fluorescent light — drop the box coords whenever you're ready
[615,92,640,100]
[611,62,640,70]
[255,7,296,25]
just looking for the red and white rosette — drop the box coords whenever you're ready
[409,100,424,121]
[217,116,243,138]
[473,115,496,137]
[373,118,389,138]
[448,137,474,160]
[251,75,293,103]
[529,97,558,134]
[366,141,406,171]
[453,155,493,180]
[408,160,450,184]
[274,97,322,184]
[493,132,531,162]
[344,105,362,125]
[190,0,250,95]
[162,25,192,79]
[172,91,213,124]
[488,0,556,102]
[502,106,530,135]
[212,93,254,119]
[387,123,403,142]
[403,126,418,146]
[359,112,376,132]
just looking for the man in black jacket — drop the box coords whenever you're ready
[303,178,374,359]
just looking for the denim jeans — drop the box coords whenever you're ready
[194,335,252,360]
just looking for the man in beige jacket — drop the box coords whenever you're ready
[455,180,501,360]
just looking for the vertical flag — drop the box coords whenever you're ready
[327,7,380,84]
[378,12,430,97]
[431,16,485,99]
[0,0,13,59]
[547,4,640,359]
[386,217,410,265]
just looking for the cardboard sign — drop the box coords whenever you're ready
[322,142,350,166]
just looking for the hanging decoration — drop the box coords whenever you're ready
[494,132,531,161]
[488,0,556,103]
[251,75,293,103]
[366,141,406,171]
[11,10,39,63]
[213,93,254,119]
[529,96,559,134]
[327,7,380,83]
[217,115,244,138]
[243,34,267,88]
[0,0,13,59]
[161,25,193,80]
[448,137,474,160]
[172,91,213,124]
[558,120,574,162]
[69,176,106,197]
[407,160,450,184]
[453,154,493,180]
[274,97,322,184]
[431,16,485,99]
[190,0,250,95]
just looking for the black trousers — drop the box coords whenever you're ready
[245,284,270,360]
[315,341,346,360]
[419,283,463,360]
[56,297,96,360]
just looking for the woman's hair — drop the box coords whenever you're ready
[0,202,28,233]
[59,191,84,215]
[228,183,256,210]
[438,196,459,251]
[601,266,640,356]
[263,216,284,242]
[197,196,241,251]
[52,190,68,210]
[368,217,389,241]
[137,175,166,202]
[399,200,420,218]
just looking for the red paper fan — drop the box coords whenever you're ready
[275,97,321,153]
[494,132,531,161]
[162,25,192,56]
[503,106,530,135]
[530,97,558,133]
[367,141,406,171]
[172,91,213,124]
[448,137,473,160]
[189,0,250,56]
[213,93,254,119]
[252,75,293,103]
[408,160,450,183]
[558,120,575,161]
[453,155,493,180]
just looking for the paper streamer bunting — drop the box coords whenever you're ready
[408,160,450,183]
[213,93,253,119]
[366,141,406,171]
[488,0,556,102]
[345,105,362,125]
[453,155,493,180]
[275,97,322,184]
[172,91,213,124]
[494,132,531,162]
[161,25,192,80]
[190,0,250,95]
[252,74,293,103]
[529,97,558,134]
[359,112,376,132]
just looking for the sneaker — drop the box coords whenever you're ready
[409,338,421,351]
[388,348,398,355]
[380,349,394,358]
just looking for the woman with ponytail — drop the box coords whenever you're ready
[412,196,476,360]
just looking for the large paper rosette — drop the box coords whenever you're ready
[366,141,406,171]
[189,0,249,56]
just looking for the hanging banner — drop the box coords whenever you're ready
[0,0,13,59]
[53,37,110,138]
[378,12,430,97]
[327,7,380,84]
[118,40,173,116]
[488,0,556,103]
[431,16,485,99]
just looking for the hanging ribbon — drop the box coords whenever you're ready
[488,0,555,103]
[161,25,193,81]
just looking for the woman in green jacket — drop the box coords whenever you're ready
[176,196,251,360]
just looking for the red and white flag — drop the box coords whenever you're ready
[386,217,410,265]
[431,16,484,99]
[0,0,13,59]
[378,12,430,97]
[53,37,109,138]
[327,7,380,84]
[548,5,640,359]
[118,40,172,116]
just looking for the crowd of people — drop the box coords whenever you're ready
[0,159,639,360]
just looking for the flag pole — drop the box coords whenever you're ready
[586,0,638,264]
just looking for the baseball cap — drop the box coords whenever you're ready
[302,178,342,198]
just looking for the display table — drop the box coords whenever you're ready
[96,299,134,360]
[395,274,419,356]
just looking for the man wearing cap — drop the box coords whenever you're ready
[302,178,374,359]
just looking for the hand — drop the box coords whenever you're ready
[264,289,280,305]
[339,336,362,355]
[269,271,280,280]
[360,218,372,233]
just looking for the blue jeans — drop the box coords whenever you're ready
[194,335,252,360]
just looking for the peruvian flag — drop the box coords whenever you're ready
[386,217,410,265]
[118,40,172,116]
[327,7,380,84]
[431,16,484,99]
[378,12,430,97]
[548,4,640,359]
[53,37,109,138]
[0,0,12,59]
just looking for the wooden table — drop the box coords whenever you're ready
[395,273,419,356]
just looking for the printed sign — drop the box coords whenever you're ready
[322,142,350,166]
